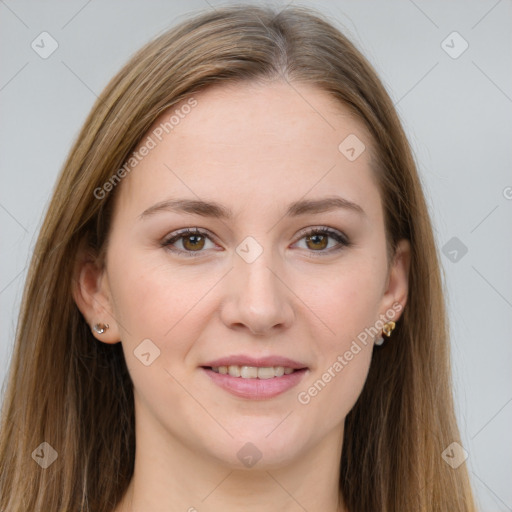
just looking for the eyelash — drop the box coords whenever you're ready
[161,226,351,258]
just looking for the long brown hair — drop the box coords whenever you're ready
[0,4,477,511]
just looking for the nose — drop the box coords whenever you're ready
[220,249,295,336]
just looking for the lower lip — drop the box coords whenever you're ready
[202,367,308,399]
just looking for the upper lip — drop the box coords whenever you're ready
[202,355,308,369]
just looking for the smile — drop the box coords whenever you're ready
[210,365,296,379]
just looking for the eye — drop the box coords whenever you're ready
[161,226,351,258]
[162,228,217,257]
[293,226,351,257]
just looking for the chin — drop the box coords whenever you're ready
[201,423,309,470]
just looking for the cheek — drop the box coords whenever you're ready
[302,259,384,347]
[106,255,234,396]
[108,256,218,341]
[104,264,196,404]
[296,307,374,427]
[106,258,214,417]
[293,261,382,418]
[299,346,373,429]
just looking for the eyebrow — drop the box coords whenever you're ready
[139,195,366,220]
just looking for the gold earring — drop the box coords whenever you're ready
[93,323,109,334]
[375,321,396,346]
[382,321,396,337]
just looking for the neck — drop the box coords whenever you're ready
[113,408,348,512]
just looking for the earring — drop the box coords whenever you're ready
[375,321,396,346]
[93,323,109,334]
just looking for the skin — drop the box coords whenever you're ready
[74,80,410,512]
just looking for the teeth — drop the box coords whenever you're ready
[274,366,285,377]
[228,365,240,377]
[241,366,258,379]
[256,367,275,379]
[211,365,298,378]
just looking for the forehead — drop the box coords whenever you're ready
[114,80,380,222]
[164,80,373,162]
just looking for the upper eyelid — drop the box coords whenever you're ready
[163,227,216,243]
[295,225,345,238]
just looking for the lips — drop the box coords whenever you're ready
[200,354,309,399]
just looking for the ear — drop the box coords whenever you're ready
[72,245,120,344]
[379,238,411,322]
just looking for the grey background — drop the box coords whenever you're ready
[1,1,511,510]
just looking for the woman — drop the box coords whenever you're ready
[0,4,477,511]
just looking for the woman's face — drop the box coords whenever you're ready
[80,81,409,469]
